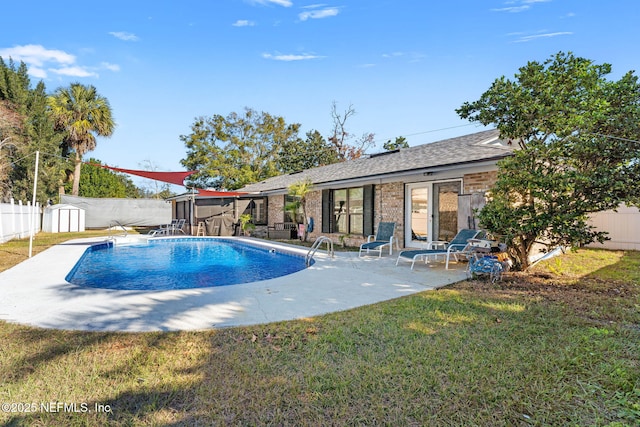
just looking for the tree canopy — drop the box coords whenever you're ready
[181,104,376,190]
[0,58,65,203]
[71,158,140,198]
[277,130,340,173]
[180,108,302,190]
[1,58,159,204]
[457,51,640,270]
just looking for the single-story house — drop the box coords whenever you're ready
[169,128,640,251]
[169,129,513,246]
[234,128,514,248]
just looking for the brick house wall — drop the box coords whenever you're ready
[299,183,405,249]
[460,171,499,231]
[267,194,286,225]
[263,171,499,248]
[374,182,404,248]
[463,171,498,194]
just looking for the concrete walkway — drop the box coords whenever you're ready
[0,236,467,332]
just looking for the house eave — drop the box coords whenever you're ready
[253,154,509,195]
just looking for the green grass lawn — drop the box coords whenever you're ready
[0,235,638,426]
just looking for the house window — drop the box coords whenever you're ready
[284,195,304,224]
[323,185,373,235]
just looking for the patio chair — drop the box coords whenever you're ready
[359,222,397,257]
[171,218,186,235]
[149,219,186,236]
[395,228,484,270]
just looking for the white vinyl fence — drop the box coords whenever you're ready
[587,204,640,251]
[0,199,41,244]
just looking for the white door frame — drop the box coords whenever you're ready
[404,179,462,248]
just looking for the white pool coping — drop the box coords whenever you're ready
[0,236,467,332]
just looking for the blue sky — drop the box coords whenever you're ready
[2,0,639,181]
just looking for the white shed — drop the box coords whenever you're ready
[43,204,85,233]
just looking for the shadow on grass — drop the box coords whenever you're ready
[2,249,639,425]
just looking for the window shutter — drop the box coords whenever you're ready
[322,189,333,233]
[363,184,374,236]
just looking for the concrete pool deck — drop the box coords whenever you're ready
[0,236,468,332]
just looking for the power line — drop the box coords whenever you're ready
[592,133,640,144]
[373,123,479,145]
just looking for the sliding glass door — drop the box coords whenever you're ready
[433,181,461,242]
[406,180,462,247]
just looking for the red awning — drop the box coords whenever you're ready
[92,164,197,187]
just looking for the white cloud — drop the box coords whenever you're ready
[101,62,121,72]
[0,44,118,79]
[262,52,323,61]
[0,44,75,67]
[492,0,551,12]
[514,31,572,42]
[249,0,292,7]
[381,51,426,63]
[299,7,339,21]
[28,67,48,79]
[50,66,98,78]
[382,51,405,58]
[233,19,256,27]
[492,5,530,12]
[109,31,139,41]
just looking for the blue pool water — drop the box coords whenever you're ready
[66,238,309,291]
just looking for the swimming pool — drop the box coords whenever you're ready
[65,238,310,291]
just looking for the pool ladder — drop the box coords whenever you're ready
[305,236,334,266]
[107,220,128,239]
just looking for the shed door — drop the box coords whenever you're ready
[59,209,70,232]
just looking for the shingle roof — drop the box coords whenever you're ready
[240,129,513,193]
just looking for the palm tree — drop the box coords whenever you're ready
[48,83,114,196]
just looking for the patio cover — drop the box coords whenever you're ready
[92,163,197,186]
[91,163,248,197]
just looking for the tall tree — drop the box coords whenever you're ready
[328,102,375,160]
[457,52,640,270]
[0,99,22,197]
[0,58,65,203]
[0,59,29,200]
[48,83,115,196]
[181,108,301,190]
[277,129,340,173]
